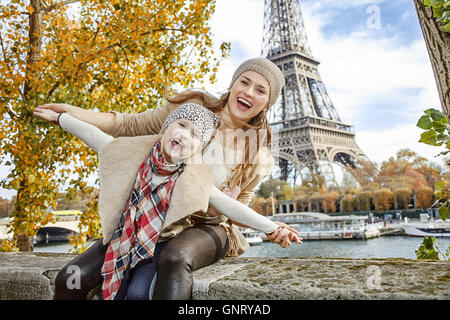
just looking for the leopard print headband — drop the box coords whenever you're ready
[163,103,220,148]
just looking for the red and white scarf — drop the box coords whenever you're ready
[101,140,185,300]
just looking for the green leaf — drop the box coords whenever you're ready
[419,130,441,146]
[417,115,433,130]
[438,204,449,221]
[415,236,440,260]
[433,119,448,133]
[443,22,450,32]
[429,108,446,122]
[435,180,445,195]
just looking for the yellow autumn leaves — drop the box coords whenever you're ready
[0,0,229,252]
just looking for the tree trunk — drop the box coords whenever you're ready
[16,0,42,252]
[414,0,450,118]
[17,232,34,252]
[23,0,42,98]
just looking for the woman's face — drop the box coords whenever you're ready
[162,119,202,164]
[227,70,270,124]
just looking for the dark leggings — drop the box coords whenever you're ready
[54,224,229,300]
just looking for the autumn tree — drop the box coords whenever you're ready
[322,191,339,213]
[251,196,278,216]
[393,188,412,209]
[377,149,440,192]
[0,197,12,218]
[250,196,266,215]
[256,178,287,200]
[356,191,372,211]
[415,185,435,209]
[346,158,378,186]
[0,0,229,252]
[341,194,355,213]
[374,188,393,212]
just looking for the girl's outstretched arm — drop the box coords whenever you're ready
[33,107,113,153]
[209,186,302,246]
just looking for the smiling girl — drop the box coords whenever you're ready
[35,57,301,300]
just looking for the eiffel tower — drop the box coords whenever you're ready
[262,0,370,188]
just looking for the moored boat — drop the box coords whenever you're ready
[240,228,264,245]
[255,212,382,240]
[401,220,450,237]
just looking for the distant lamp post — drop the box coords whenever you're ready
[271,191,276,215]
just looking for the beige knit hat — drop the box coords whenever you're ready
[229,57,285,108]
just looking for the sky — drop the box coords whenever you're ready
[198,0,443,168]
[0,0,444,199]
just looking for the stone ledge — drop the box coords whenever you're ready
[0,252,449,300]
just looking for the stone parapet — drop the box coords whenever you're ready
[0,252,449,300]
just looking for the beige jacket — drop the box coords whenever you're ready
[104,98,275,256]
[98,134,213,245]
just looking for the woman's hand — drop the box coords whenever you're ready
[266,222,302,248]
[33,103,73,124]
[33,107,61,124]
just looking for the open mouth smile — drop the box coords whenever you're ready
[170,137,184,150]
[237,97,252,111]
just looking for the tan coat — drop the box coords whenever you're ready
[104,98,275,256]
[98,134,213,245]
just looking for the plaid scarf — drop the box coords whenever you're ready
[101,139,185,300]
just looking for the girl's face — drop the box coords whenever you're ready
[162,119,202,164]
[227,70,270,124]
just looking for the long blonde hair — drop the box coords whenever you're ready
[165,89,272,191]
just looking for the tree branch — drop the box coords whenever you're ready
[116,43,129,84]
[140,27,188,37]
[1,103,17,120]
[42,0,81,14]
[46,81,60,99]
[34,59,54,95]
[0,32,12,73]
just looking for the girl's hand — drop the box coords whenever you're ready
[277,227,302,248]
[273,221,298,236]
[266,222,302,248]
[33,107,61,124]
[266,221,299,243]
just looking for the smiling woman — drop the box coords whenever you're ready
[229,71,270,123]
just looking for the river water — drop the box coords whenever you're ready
[242,236,450,260]
[34,235,450,260]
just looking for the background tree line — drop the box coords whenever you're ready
[251,148,449,215]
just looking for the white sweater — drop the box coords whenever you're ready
[59,113,278,234]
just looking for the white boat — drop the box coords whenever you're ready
[245,236,263,245]
[240,228,264,245]
[401,220,450,237]
[270,212,381,240]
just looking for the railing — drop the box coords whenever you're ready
[269,116,354,133]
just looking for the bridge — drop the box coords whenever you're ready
[34,210,87,243]
[0,210,87,243]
